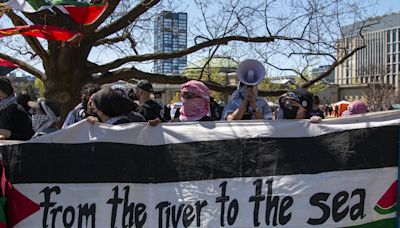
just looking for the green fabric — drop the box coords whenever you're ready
[373,204,397,215]
[0,197,7,225]
[346,218,395,228]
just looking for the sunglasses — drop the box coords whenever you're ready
[181,92,201,99]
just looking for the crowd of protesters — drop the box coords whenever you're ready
[0,59,378,141]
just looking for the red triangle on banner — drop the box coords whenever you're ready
[4,181,40,227]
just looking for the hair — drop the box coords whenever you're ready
[92,88,136,117]
[81,82,101,97]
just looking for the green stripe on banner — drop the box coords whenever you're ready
[374,204,397,214]
[347,217,395,227]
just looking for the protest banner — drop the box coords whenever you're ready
[0,111,399,227]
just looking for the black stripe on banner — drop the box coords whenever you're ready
[0,126,397,184]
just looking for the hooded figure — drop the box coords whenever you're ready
[0,77,33,140]
[341,100,368,117]
[91,88,139,125]
[179,80,213,121]
[28,98,61,138]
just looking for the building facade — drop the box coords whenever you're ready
[311,65,335,83]
[154,11,187,75]
[336,13,400,89]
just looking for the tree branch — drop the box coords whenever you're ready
[301,45,366,88]
[91,0,161,42]
[0,52,45,80]
[5,11,49,61]
[89,35,278,74]
[85,0,121,33]
[94,32,130,46]
[94,67,287,96]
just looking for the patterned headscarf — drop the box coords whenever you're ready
[179,80,210,121]
[31,99,60,132]
[0,95,17,112]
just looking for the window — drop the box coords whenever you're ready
[393,43,397,53]
[387,54,391,63]
[393,29,397,42]
[387,75,390,83]
[387,30,391,43]
[393,64,396,73]
[178,14,187,20]
[394,53,397,63]
[393,75,397,84]
[387,43,391,53]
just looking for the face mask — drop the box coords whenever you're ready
[32,114,50,132]
[283,105,299,119]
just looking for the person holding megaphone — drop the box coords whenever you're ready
[222,60,273,121]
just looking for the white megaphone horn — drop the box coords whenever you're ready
[236,59,266,85]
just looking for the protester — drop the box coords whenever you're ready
[28,98,61,138]
[341,100,368,117]
[135,80,165,125]
[222,82,272,120]
[334,105,339,117]
[62,82,101,128]
[154,91,171,121]
[308,95,325,119]
[210,97,222,120]
[0,77,34,140]
[178,80,213,121]
[88,88,143,125]
[17,92,32,113]
[276,88,322,123]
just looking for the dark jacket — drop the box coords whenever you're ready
[0,104,34,140]
[137,100,165,122]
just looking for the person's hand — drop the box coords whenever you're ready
[310,116,322,124]
[86,116,99,125]
[148,118,161,127]
[0,129,11,139]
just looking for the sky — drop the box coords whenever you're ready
[12,0,400,77]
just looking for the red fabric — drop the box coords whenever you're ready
[64,4,108,25]
[1,162,40,227]
[0,59,16,68]
[0,25,80,42]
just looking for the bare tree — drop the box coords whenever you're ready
[0,0,373,115]
[360,64,399,111]
[363,83,398,111]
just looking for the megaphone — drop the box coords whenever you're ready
[236,59,266,85]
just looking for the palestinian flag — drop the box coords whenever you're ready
[0,111,399,227]
[0,58,17,76]
[3,0,107,25]
[0,25,80,42]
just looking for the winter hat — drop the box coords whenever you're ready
[0,77,13,96]
[279,88,313,111]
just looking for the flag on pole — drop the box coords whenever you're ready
[0,25,80,42]
[2,0,107,25]
[0,58,17,76]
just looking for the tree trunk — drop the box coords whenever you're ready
[43,43,92,120]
